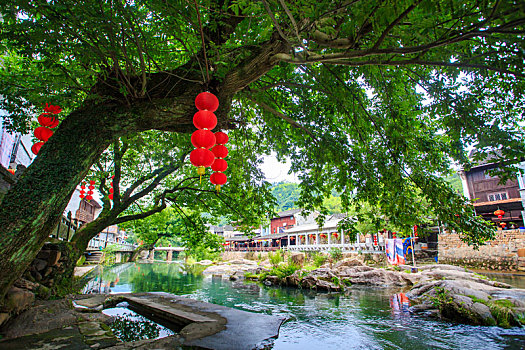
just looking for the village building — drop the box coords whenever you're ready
[458,153,525,227]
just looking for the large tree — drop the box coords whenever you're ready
[0,0,524,298]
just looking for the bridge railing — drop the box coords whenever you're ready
[284,242,385,252]
[86,237,136,252]
[49,213,79,241]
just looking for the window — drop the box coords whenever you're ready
[488,192,508,202]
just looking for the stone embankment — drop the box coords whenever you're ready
[439,229,525,271]
[203,257,525,328]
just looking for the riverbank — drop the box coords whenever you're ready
[0,292,284,349]
[202,255,525,328]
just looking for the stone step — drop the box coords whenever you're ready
[124,296,216,325]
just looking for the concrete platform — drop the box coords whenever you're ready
[112,293,286,350]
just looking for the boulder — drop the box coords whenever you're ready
[408,279,525,327]
[300,275,341,291]
[47,250,61,266]
[195,260,214,265]
[33,258,48,272]
[334,258,364,269]
[290,253,305,266]
[265,275,281,286]
[36,250,50,260]
[4,287,35,314]
[339,268,414,287]
[0,312,9,326]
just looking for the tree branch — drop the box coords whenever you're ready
[245,95,318,140]
[371,0,423,50]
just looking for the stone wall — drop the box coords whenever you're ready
[221,251,270,261]
[438,229,525,271]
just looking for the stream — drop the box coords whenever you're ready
[82,262,525,349]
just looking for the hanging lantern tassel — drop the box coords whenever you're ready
[210,172,227,192]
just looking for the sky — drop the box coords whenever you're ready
[260,153,298,183]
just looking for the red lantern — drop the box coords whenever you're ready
[392,232,397,238]
[109,188,114,193]
[34,127,54,142]
[31,142,44,155]
[494,209,505,218]
[211,145,228,158]
[79,194,85,199]
[90,180,95,185]
[210,172,227,185]
[190,148,215,168]
[86,195,93,200]
[211,159,228,172]
[195,92,219,112]
[215,131,229,145]
[193,110,217,130]
[88,185,94,190]
[373,235,378,245]
[501,222,507,228]
[191,129,216,149]
[38,114,58,128]
[108,194,114,200]
[43,103,62,114]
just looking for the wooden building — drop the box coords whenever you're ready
[459,154,525,227]
[75,198,102,225]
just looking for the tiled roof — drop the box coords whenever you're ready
[273,209,301,219]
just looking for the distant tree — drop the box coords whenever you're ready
[271,182,300,211]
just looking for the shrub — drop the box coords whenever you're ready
[268,250,284,267]
[329,248,343,263]
[313,253,327,268]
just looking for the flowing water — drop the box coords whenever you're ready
[83,262,525,349]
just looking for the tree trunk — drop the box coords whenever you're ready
[0,106,118,299]
[130,242,157,262]
[0,37,287,299]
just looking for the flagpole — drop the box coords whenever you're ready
[411,225,417,272]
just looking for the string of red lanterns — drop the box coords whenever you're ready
[190,92,218,180]
[79,182,86,199]
[210,131,228,191]
[190,92,229,191]
[32,103,61,155]
[86,180,95,201]
[109,175,115,200]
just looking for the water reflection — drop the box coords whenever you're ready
[83,263,525,349]
[103,306,174,341]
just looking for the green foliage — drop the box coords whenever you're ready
[0,0,522,263]
[244,272,259,280]
[312,253,327,268]
[268,250,284,267]
[271,182,300,211]
[489,303,514,328]
[101,244,120,265]
[445,174,463,195]
[76,255,86,266]
[329,248,343,263]
[265,263,301,280]
[185,246,221,262]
